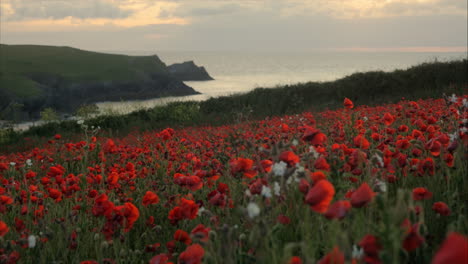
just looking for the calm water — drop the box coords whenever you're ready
[96,51,467,114]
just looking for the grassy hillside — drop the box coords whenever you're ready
[0,44,197,120]
[0,44,168,97]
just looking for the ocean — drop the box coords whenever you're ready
[96,51,467,114]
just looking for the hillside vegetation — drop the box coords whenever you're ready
[0,44,198,120]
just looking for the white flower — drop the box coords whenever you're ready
[374,179,387,193]
[292,139,299,146]
[28,235,37,248]
[245,189,252,197]
[372,154,384,168]
[352,245,364,259]
[197,206,206,216]
[272,161,287,177]
[261,185,272,198]
[247,202,260,219]
[449,132,458,142]
[309,146,319,158]
[363,116,368,121]
[449,94,458,103]
[10,162,16,167]
[26,159,33,166]
[273,182,281,196]
[460,127,468,134]
[77,119,84,125]
[463,98,468,108]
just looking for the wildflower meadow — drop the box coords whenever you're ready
[0,96,467,264]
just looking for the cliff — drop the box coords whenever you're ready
[0,44,203,121]
[168,61,214,81]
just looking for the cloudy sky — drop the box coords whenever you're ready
[1,0,467,52]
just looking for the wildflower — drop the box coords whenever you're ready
[279,151,300,167]
[350,183,376,208]
[448,94,458,103]
[359,235,382,264]
[352,245,364,259]
[318,246,345,264]
[302,126,327,146]
[324,200,351,220]
[0,221,8,236]
[247,202,260,219]
[288,256,302,264]
[174,229,192,245]
[142,191,160,206]
[383,112,395,126]
[305,180,335,213]
[412,187,432,201]
[26,159,33,166]
[149,254,170,264]
[191,224,210,242]
[277,214,291,225]
[314,157,331,171]
[402,219,424,251]
[179,244,205,264]
[272,161,287,177]
[344,98,354,109]
[261,185,272,198]
[230,158,257,178]
[432,202,450,216]
[373,179,387,193]
[28,235,37,248]
[273,181,281,196]
[354,135,370,149]
[432,232,468,264]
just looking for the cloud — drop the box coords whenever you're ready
[182,3,242,17]
[2,0,132,21]
[0,0,188,31]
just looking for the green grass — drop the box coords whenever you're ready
[0,44,168,98]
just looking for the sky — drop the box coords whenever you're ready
[0,0,467,52]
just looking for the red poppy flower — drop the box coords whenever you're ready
[311,171,326,183]
[350,183,376,208]
[277,214,291,225]
[48,188,62,201]
[354,135,370,149]
[149,254,170,264]
[383,112,395,126]
[178,243,205,264]
[0,221,8,237]
[230,158,257,178]
[317,246,345,264]
[191,224,210,242]
[279,151,300,167]
[142,191,160,206]
[174,174,203,191]
[305,180,335,213]
[432,232,468,264]
[302,126,327,146]
[359,235,382,263]
[402,220,424,252]
[174,229,192,245]
[432,202,450,216]
[288,256,302,264]
[324,200,352,220]
[314,157,331,171]
[412,187,432,201]
[344,98,354,109]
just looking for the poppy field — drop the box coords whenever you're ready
[0,96,467,264]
